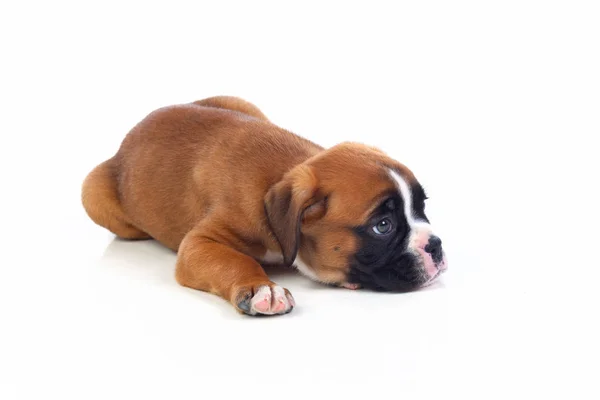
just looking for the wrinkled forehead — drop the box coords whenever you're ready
[321,163,420,223]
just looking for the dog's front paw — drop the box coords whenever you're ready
[234,284,295,316]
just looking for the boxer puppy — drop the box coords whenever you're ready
[82,96,447,316]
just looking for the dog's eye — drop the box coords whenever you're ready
[372,218,393,235]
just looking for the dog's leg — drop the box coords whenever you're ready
[82,160,151,240]
[175,228,294,316]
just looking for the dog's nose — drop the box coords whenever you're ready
[424,235,443,263]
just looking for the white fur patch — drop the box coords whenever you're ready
[293,255,321,282]
[389,169,447,282]
[261,249,283,264]
[249,285,291,315]
[249,286,272,315]
[388,170,433,249]
[271,285,289,310]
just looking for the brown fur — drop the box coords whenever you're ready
[82,96,415,313]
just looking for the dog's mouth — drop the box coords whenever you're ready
[413,247,448,287]
[346,251,448,292]
[420,264,446,288]
[339,282,361,290]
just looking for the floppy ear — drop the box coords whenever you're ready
[264,165,324,267]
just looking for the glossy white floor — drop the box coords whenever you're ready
[2,2,599,399]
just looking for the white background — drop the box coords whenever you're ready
[1,1,599,399]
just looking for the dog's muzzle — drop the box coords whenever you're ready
[413,234,448,286]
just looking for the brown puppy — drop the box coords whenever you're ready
[82,96,447,316]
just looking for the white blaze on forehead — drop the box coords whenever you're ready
[389,169,447,281]
[388,169,432,245]
[389,170,417,226]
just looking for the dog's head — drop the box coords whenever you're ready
[265,142,447,291]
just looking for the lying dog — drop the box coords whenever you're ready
[82,96,447,316]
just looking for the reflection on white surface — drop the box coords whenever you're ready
[3,1,600,397]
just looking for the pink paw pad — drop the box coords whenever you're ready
[249,285,294,315]
[273,299,287,313]
[254,297,271,313]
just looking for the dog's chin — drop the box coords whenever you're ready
[419,263,446,288]
[412,248,448,288]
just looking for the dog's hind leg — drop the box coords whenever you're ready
[81,160,150,240]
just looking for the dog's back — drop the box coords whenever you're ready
[82,98,320,251]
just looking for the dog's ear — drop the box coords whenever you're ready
[264,165,325,267]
